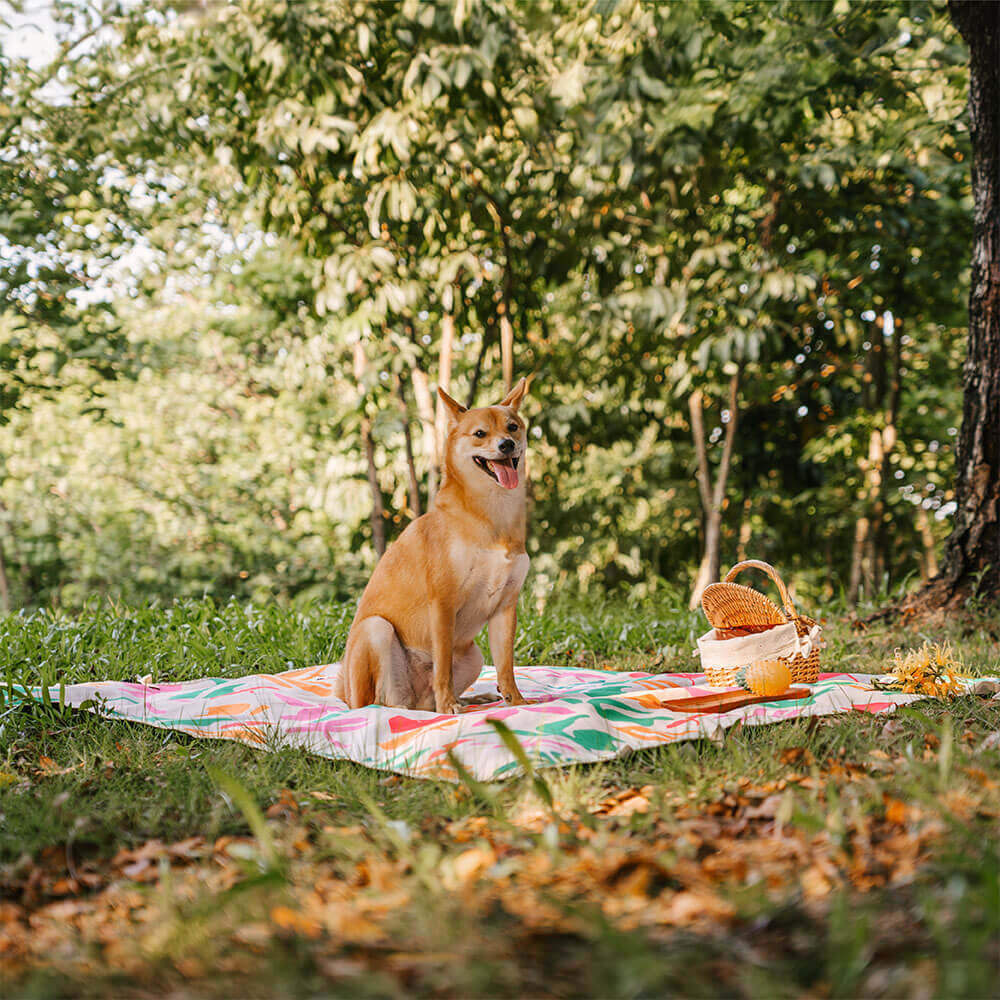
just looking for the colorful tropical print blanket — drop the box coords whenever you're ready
[10,664,980,781]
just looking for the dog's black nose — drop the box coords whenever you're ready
[498,438,516,454]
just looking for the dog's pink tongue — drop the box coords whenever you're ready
[490,460,520,490]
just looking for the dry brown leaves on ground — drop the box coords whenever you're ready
[4,741,998,993]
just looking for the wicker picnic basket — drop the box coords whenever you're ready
[698,560,822,687]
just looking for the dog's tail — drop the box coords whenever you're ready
[338,634,376,708]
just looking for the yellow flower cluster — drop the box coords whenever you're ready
[874,641,966,699]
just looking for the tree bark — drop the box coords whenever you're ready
[482,192,515,393]
[434,309,455,471]
[0,536,10,614]
[500,311,514,396]
[688,371,741,609]
[395,374,421,518]
[410,364,438,501]
[736,496,752,562]
[353,343,386,558]
[916,505,939,581]
[466,322,492,409]
[919,3,1000,606]
[361,418,386,557]
[848,515,870,605]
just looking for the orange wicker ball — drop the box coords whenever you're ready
[736,659,792,697]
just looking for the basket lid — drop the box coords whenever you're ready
[702,582,785,632]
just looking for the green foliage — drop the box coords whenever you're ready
[0,0,975,608]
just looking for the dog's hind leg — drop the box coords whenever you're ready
[354,616,441,711]
[342,616,417,709]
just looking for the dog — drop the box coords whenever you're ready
[335,378,530,714]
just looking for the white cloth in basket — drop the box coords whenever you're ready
[697,621,822,670]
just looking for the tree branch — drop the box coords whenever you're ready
[711,369,742,511]
[688,389,713,515]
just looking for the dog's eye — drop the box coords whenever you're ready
[507,422,519,433]
[473,429,487,438]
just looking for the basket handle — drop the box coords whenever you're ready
[723,560,798,621]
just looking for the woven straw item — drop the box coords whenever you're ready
[700,560,821,686]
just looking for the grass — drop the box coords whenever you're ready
[1,595,999,998]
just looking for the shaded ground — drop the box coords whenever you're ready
[1,598,999,997]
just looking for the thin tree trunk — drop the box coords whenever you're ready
[434,309,455,467]
[361,422,386,557]
[736,497,752,562]
[466,323,492,408]
[396,375,421,518]
[0,499,14,612]
[0,538,10,614]
[500,312,514,395]
[917,505,939,581]
[688,370,741,609]
[851,428,886,606]
[353,343,386,558]
[848,516,869,605]
[483,194,515,393]
[690,513,722,609]
[410,364,438,501]
[874,314,902,589]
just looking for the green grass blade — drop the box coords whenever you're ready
[446,748,495,807]
[486,717,554,808]
[205,764,279,872]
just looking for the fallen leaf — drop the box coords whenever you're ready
[232,922,272,950]
[884,796,908,826]
[307,790,338,802]
[452,847,495,884]
[266,789,299,818]
[657,890,736,926]
[316,956,368,980]
[270,905,322,939]
[801,865,833,899]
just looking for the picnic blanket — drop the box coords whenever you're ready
[11,663,987,781]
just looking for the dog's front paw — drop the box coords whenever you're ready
[436,697,462,715]
[500,689,528,706]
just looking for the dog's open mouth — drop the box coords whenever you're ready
[473,455,520,490]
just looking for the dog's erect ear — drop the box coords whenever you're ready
[437,387,468,423]
[498,377,528,413]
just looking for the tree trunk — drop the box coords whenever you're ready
[916,505,939,581]
[410,364,438,501]
[0,499,12,612]
[396,375,421,518]
[466,323,492,408]
[361,418,386,557]
[875,314,902,590]
[353,343,386,559]
[850,428,886,605]
[848,515,869,605]
[0,537,10,614]
[434,309,455,469]
[500,311,514,396]
[690,512,722,609]
[920,3,1000,606]
[736,496,752,562]
[482,192,515,393]
[688,371,741,609]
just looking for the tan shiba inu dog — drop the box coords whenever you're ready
[335,378,530,714]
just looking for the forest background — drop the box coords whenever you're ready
[0,0,978,614]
